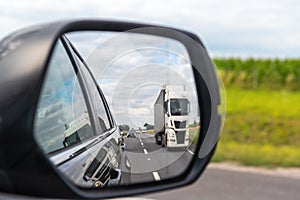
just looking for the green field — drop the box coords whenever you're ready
[214,58,300,91]
[212,88,300,167]
[189,126,200,144]
[224,88,300,144]
[211,58,300,167]
[212,141,300,167]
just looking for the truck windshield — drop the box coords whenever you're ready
[170,99,189,116]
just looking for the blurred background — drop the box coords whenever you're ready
[1,1,299,199]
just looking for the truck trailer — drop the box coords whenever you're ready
[154,85,190,149]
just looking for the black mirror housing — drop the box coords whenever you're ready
[0,19,222,199]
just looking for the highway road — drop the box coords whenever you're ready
[121,133,195,184]
[142,164,300,200]
[1,165,298,200]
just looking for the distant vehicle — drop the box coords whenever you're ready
[127,129,137,138]
[154,85,190,149]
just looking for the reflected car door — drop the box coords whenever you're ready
[61,36,125,187]
[34,37,121,189]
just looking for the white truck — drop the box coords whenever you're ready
[154,85,190,149]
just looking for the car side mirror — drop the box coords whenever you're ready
[0,20,224,199]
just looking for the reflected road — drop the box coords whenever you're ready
[143,165,300,200]
[122,133,195,184]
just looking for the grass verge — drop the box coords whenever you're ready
[212,140,300,168]
[212,87,300,168]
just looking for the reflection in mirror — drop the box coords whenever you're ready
[34,30,200,189]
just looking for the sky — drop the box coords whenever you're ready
[1,0,299,58]
[67,31,199,128]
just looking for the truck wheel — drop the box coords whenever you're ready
[155,134,162,145]
[162,135,167,148]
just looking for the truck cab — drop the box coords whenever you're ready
[154,85,190,149]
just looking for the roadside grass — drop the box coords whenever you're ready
[146,129,155,134]
[189,126,200,144]
[212,140,300,168]
[212,87,300,168]
[226,87,300,119]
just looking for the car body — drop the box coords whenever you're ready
[33,35,131,188]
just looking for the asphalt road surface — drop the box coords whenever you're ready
[122,133,195,184]
[1,166,298,200]
[142,164,300,200]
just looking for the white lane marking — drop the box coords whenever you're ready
[147,158,151,161]
[152,172,161,181]
[187,149,194,155]
[141,142,144,146]
[143,149,148,154]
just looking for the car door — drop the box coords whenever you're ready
[34,37,123,189]
[62,36,128,185]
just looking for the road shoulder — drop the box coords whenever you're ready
[208,162,300,179]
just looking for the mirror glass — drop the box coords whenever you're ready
[34,30,200,188]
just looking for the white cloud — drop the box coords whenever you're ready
[1,0,299,57]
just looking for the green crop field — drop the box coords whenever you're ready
[210,58,300,168]
[214,58,300,91]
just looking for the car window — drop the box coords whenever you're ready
[71,50,112,135]
[34,39,95,154]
